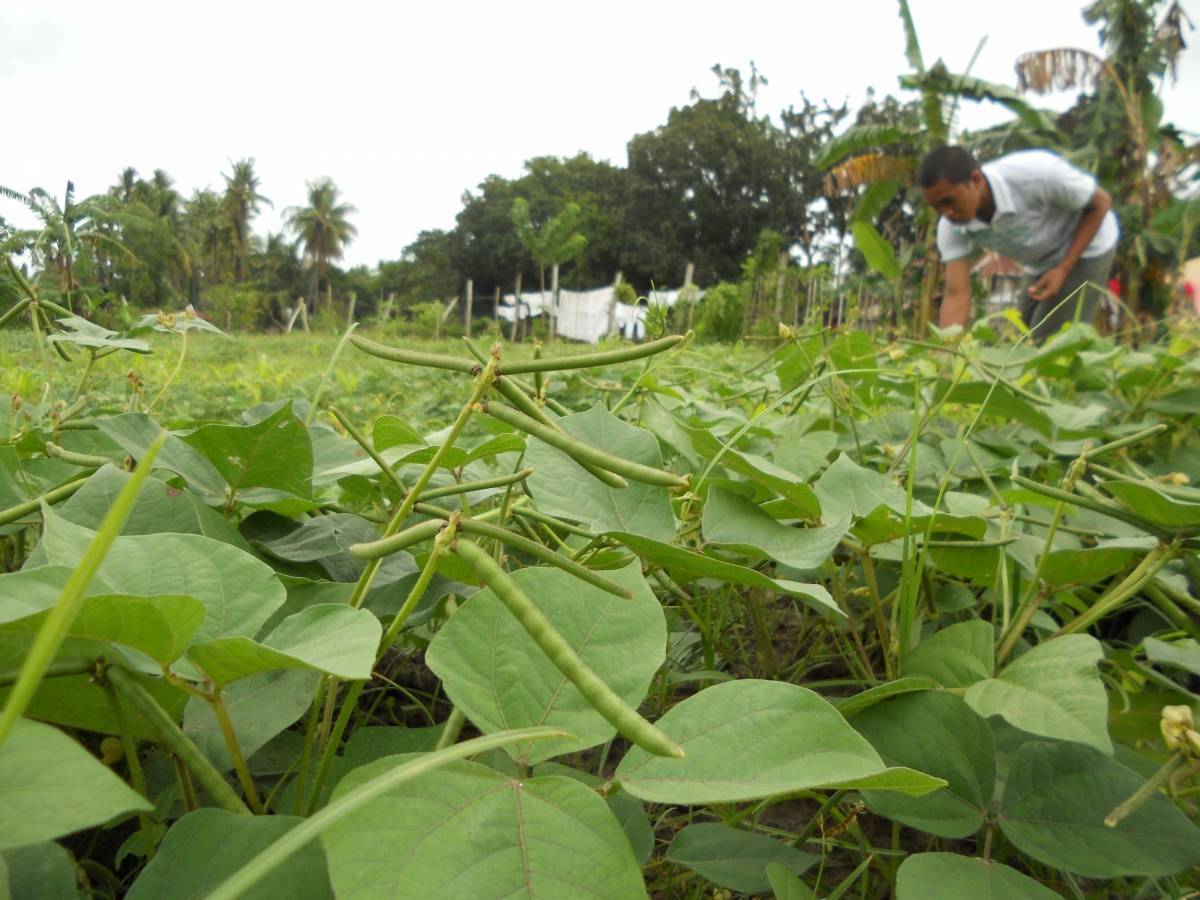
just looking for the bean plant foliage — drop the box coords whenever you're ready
[1,309,1200,899]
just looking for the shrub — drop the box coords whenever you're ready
[694,281,745,342]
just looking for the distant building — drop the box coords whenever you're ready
[972,251,1023,308]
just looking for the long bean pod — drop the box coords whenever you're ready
[485,402,688,490]
[498,333,687,374]
[349,335,475,373]
[0,477,89,526]
[415,468,534,502]
[453,538,683,758]
[349,519,442,560]
[44,442,114,469]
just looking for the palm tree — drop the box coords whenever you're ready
[222,158,271,283]
[284,178,357,312]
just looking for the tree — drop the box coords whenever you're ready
[511,198,587,342]
[222,159,271,284]
[284,178,357,312]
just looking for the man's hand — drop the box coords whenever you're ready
[1028,264,1068,302]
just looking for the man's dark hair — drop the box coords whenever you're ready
[917,146,979,187]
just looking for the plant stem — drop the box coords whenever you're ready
[102,679,156,858]
[1054,543,1177,637]
[1105,752,1187,827]
[434,707,466,749]
[209,689,264,813]
[105,664,250,815]
[306,322,357,425]
[145,327,187,413]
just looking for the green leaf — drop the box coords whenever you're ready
[609,531,844,623]
[814,454,921,523]
[1,842,79,900]
[702,488,848,570]
[95,414,227,502]
[615,680,944,804]
[835,676,939,717]
[322,761,647,899]
[187,605,380,687]
[39,508,286,647]
[183,670,318,771]
[900,620,994,688]
[766,861,815,900]
[5,593,205,666]
[1100,480,1200,528]
[427,564,664,765]
[1144,637,1200,678]
[180,402,313,502]
[772,429,837,481]
[999,741,1200,877]
[965,635,1112,754]
[852,692,994,838]
[895,853,1060,900]
[1039,541,1150,588]
[815,125,908,170]
[371,415,426,450]
[525,405,677,541]
[936,381,1051,436]
[47,315,150,353]
[684,427,820,517]
[851,221,901,281]
[665,823,818,893]
[0,718,151,850]
[853,180,901,224]
[127,810,333,900]
[531,762,653,864]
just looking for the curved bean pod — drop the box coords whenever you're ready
[349,519,443,560]
[349,335,476,373]
[498,333,687,375]
[453,538,683,758]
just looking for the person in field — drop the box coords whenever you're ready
[918,145,1119,342]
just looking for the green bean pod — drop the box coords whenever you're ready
[0,477,89,526]
[492,376,628,489]
[349,519,443,560]
[414,502,631,599]
[349,335,476,373]
[486,402,688,490]
[0,298,31,329]
[499,334,687,375]
[44,442,115,469]
[453,538,683,758]
[415,468,534,502]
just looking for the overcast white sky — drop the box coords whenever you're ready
[2,0,1197,269]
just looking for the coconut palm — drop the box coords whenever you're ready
[284,178,357,312]
[222,158,271,283]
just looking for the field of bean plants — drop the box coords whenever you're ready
[2,305,1200,899]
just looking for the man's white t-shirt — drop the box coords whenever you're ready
[936,150,1119,274]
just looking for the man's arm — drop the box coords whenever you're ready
[1027,187,1113,302]
[939,258,971,328]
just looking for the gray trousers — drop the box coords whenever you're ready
[1017,248,1115,343]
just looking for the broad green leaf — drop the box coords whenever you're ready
[0,718,151,850]
[180,402,312,501]
[323,760,647,899]
[895,853,1060,900]
[615,680,944,804]
[259,514,380,563]
[47,315,150,353]
[1100,480,1200,528]
[56,466,250,548]
[0,567,75,624]
[187,605,380,686]
[1,842,79,900]
[835,676,938,717]
[95,414,227,501]
[525,404,677,542]
[665,823,817,893]
[127,810,332,900]
[371,415,426,450]
[766,862,815,900]
[938,381,1052,435]
[852,692,994,838]
[39,508,286,647]
[999,741,1200,877]
[427,564,664,765]
[814,454,924,523]
[184,670,319,771]
[531,762,653,864]
[1144,637,1200,677]
[702,488,848,570]
[965,635,1111,754]
[1039,541,1149,588]
[852,220,901,281]
[900,620,994,688]
[815,124,907,169]
[608,532,843,622]
[684,426,820,517]
[772,429,837,481]
[5,594,205,665]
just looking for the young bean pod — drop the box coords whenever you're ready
[350,519,443,560]
[453,538,683,758]
[349,335,476,373]
[44,442,115,469]
[486,402,689,490]
[498,333,687,375]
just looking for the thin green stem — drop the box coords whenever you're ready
[209,690,264,813]
[307,322,357,425]
[145,328,187,413]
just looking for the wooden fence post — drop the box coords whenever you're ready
[513,272,523,342]
[606,271,623,339]
[549,263,559,344]
[684,262,695,332]
[465,279,473,339]
[493,286,500,335]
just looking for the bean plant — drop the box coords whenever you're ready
[0,300,1199,898]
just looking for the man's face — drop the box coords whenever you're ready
[921,172,985,224]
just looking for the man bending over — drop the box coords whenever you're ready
[918,145,1118,342]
